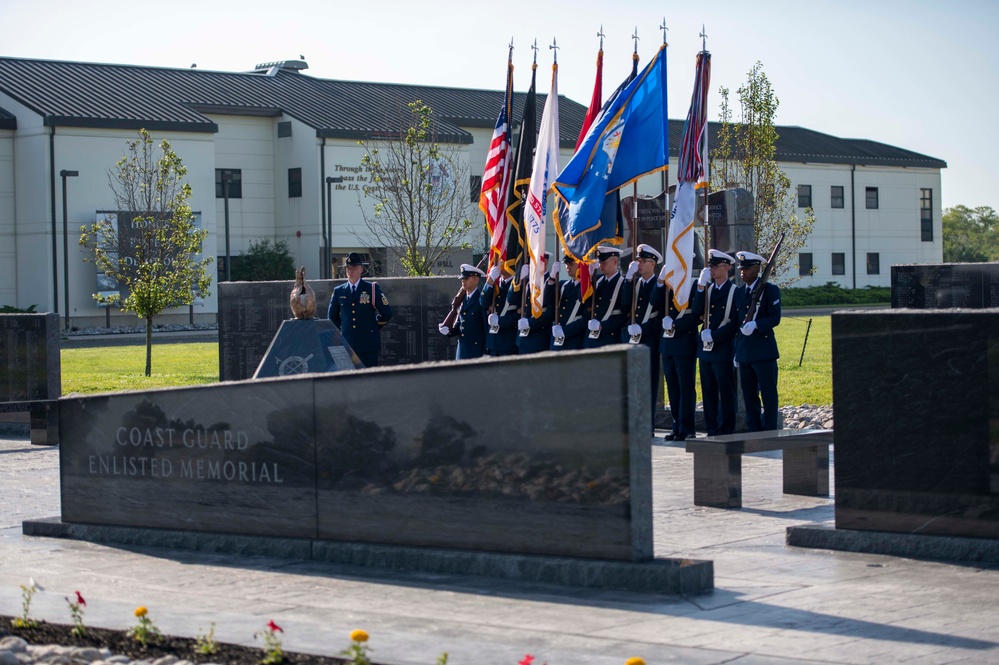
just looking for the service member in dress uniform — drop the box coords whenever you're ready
[479,263,520,356]
[734,250,782,431]
[621,244,665,431]
[657,271,701,441]
[516,252,557,355]
[692,249,744,436]
[550,256,587,350]
[584,246,627,348]
[438,264,486,360]
[327,252,392,367]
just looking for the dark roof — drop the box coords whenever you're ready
[0,57,944,168]
[0,106,14,129]
[0,57,587,148]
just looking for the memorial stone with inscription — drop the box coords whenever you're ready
[0,313,60,402]
[891,263,999,309]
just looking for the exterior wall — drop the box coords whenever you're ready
[786,163,943,289]
[0,129,14,307]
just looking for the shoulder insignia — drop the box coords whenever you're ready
[773,298,780,306]
[381,294,390,305]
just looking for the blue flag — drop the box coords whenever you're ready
[553,45,668,262]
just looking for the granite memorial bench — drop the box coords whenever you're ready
[685,429,832,508]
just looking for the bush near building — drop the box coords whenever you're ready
[782,282,890,307]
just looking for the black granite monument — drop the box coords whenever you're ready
[891,262,999,309]
[0,313,60,444]
[253,319,363,378]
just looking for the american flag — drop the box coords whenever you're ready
[481,56,514,272]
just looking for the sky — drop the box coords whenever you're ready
[2,0,997,213]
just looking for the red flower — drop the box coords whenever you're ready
[519,656,534,665]
[267,620,283,633]
[75,591,86,606]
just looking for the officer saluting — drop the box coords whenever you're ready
[439,264,486,360]
[327,252,392,367]
[692,249,744,436]
[735,250,782,431]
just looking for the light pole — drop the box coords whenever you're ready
[325,176,343,278]
[60,170,79,330]
[222,170,232,282]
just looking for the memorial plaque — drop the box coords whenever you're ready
[59,380,318,537]
[219,278,459,381]
[253,319,363,378]
[891,263,999,309]
[832,310,999,539]
[0,313,60,402]
[314,347,652,561]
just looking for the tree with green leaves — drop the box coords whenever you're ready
[231,238,295,281]
[942,205,999,263]
[358,100,473,276]
[79,129,213,376]
[711,61,816,284]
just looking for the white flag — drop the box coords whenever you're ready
[525,63,559,318]
[663,181,697,309]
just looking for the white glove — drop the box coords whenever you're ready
[550,261,562,278]
[658,265,669,283]
[587,319,601,332]
[488,266,501,281]
[488,313,499,327]
[625,261,639,280]
[517,317,530,331]
[520,264,530,280]
[438,324,449,335]
[701,329,713,344]
[741,321,757,336]
[552,324,565,338]
[627,323,641,337]
[698,267,712,287]
[662,316,674,331]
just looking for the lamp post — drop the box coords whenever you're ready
[325,176,343,278]
[60,170,79,330]
[222,170,232,282]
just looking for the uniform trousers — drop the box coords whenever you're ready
[739,359,780,431]
[700,360,737,435]
[662,354,696,437]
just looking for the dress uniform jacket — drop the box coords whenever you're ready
[735,282,782,363]
[448,286,486,360]
[735,281,782,431]
[692,279,743,364]
[479,278,519,356]
[692,279,744,435]
[517,280,556,354]
[583,272,626,348]
[327,278,392,366]
[551,279,587,350]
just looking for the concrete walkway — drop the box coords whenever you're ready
[2,435,997,665]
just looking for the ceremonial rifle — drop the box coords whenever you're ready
[743,232,785,325]
[441,256,487,331]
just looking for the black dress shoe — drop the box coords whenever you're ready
[685,432,697,439]
[664,432,680,441]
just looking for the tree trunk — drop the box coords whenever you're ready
[145,315,153,377]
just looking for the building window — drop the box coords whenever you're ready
[866,252,880,275]
[798,252,813,277]
[797,184,812,208]
[865,187,879,209]
[469,175,481,203]
[831,185,844,209]
[832,252,845,276]
[215,169,242,198]
[920,188,933,241]
[277,121,292,138]
[288,168,302,198]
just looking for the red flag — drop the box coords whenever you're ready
[575,48,603,150]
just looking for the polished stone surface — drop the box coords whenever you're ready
[59,380,318,537]
[219,277,459,380]
[832,310,999,538]
[314,346,653,561]
[892,262,999,308]
[253,318,363,377]
[0,313,60,401]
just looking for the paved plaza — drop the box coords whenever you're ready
[1,434,997,665]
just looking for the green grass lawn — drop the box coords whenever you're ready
[61,318,833,405]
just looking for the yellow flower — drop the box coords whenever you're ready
[349,629,369,643]
[134,606,148,618]
[625,658,646,665]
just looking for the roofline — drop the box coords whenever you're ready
[42,117,218,133]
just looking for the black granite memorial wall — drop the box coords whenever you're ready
[0,313,60,402]
[832,310,999,539]
[219,278,458,381]
[58,346,653,561]
[891,263,999,308]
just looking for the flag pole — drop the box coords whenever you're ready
[517,41,539,318]
[628,28,642,341]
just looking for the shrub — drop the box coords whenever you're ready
[230,239,296,281]
[781,282,890,307]
[0,304,38,313]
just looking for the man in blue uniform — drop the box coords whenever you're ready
[658,273,700,441]
[517,252,556,354]
[438,264,486,360]
[479,263,519,356]
[327,252,392,367]
[550,256,588,350]
[693,249,744,436]
[735,250,782,431]
[584,246,627,348]
[621,244,665,431]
